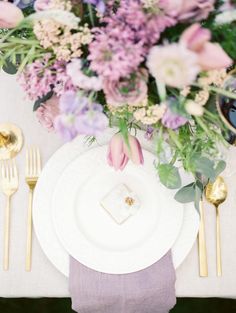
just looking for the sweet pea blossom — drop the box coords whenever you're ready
[162,108,188,130]
[55,91,108,141]
[0,2,24,29]
[36,96,60,132]
[180,23,232,70]
[107,133,144,171]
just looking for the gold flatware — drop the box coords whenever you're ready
[205,176,228,276]
[198,200,208,277]
[0,160,19,270]
[0,123,24,160]
[25,147,41,271]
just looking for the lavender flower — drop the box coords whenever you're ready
[55,91,108,140]
[83,0,106,14]
[162,107,188,130]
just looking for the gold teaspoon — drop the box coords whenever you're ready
[205,176,228,276]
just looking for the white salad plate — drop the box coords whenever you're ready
[52,146,184,274]
[33,130,199,276]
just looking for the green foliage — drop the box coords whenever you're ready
[157,164,181,189]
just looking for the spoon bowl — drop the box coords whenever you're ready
[205,176,228,276]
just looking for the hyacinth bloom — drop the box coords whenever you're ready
[107,133,144,171]
[181,23,232,70]
[0,2,24,28]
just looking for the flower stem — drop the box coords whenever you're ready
[88,4,95,27]
[192,82,236,100]
[168,129,183,150]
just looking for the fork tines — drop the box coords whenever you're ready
[26,147,41,179]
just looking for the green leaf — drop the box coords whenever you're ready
[194,156,215,180]
[158,164,181,189]
[2,59,17,75]
[33,90,53,111]
[213,160,226,179]
[174,183,195,203]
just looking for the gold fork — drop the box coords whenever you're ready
[25,147,41,271]
[0,160,19,271]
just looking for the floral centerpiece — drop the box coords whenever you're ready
[0,0,236,208]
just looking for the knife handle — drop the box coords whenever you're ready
[198,200,208,277]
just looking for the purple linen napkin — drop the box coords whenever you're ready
[69,251,176,313]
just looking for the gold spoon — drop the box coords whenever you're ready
[205,176,228,276]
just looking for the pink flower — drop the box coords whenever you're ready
[163,0,215,22]
[103,70,148,107]
[107,133,144,171]
[34,0,51,11]
[36,96,60,132]
[181,23,232,70]
[0,2,24,28]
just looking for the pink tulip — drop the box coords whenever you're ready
[0,2,24,29]
[124,135,144,165]
[107,133,129,171]
[36,96,60,132]
[107,133,144,171]
[181,23,232,70]
[180,23,211,51]
[197,42,233,71]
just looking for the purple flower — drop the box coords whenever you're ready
[83,0,106,13]
[145,126,154,140]
[18,57,76,101]
[55,91,108,141]
[88,0,176,80]
[162,108,188,130]
[14,0,35,9]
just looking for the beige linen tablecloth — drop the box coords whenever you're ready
[0,71,236,298]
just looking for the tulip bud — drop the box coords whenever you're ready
[0,2,24,29]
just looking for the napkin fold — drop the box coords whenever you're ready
[69,251,176,313]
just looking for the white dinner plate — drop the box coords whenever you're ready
[52,146,184,274]
[33,129,199,276]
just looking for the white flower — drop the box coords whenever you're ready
[67,59,103,91]
[27,10,80,28]
[215,10,236,24]
[147,44,200,88]
[185,100,204,116]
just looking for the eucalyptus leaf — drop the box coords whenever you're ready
[194,156,215,180]
[174,183,195,203]
[158,164,181,189]
[210,160,226,182]
[2,59,17,75]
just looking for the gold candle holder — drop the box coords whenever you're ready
[0,123,24,160]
